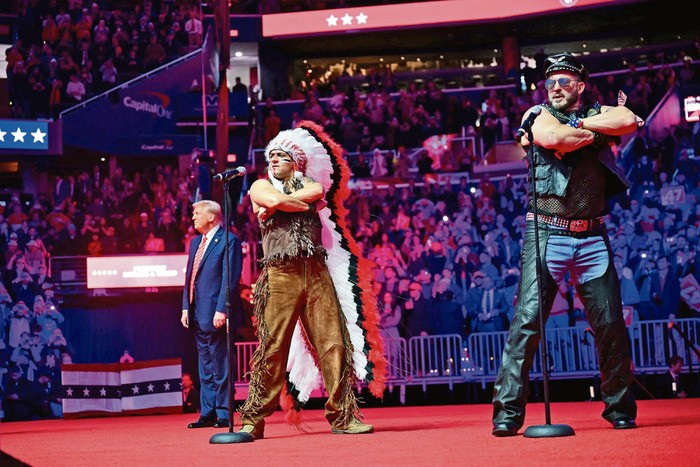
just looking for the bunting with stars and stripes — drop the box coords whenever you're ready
[0,119,49,150]
[120,359,183,415]
[61,359,182,419]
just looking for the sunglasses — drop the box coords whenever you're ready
[544,77,579,91]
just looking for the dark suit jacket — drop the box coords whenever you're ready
[647,268,681,320]
[655,370,688,398]
[183,386,201,413]
[466,287,510,332]
[182,227,243,333]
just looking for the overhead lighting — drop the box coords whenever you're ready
[234,51,243,57]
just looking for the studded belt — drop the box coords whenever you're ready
[526,212,606,233]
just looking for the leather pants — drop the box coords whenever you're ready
[492,224,637,428]
[239,259,355,432]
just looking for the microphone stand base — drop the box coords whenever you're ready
[209,432,255,444]
[523,423,575,438]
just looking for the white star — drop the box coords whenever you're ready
[66,387,74,396]
[164,382,171,390]
[0,128,6,142]
[356,12,368,24]
[100,387,107,396]
[132,384,140,394]
[12,127,26,142]
[341,14,353,25]
[31,128,46,143]
[147,383,155,392]
[83,387,90,397]
[326,14,338,26]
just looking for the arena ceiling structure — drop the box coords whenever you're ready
[260,0,696,70]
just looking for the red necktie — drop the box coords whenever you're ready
[189,236,207,299]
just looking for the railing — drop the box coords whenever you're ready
[232,318,700,403]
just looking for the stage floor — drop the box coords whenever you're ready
[2,399,699,466]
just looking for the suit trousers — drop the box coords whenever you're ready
[193,321,229,420]
[492,223,637,428]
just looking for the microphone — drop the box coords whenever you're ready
[212,166,246,182]
[515,106,542,140]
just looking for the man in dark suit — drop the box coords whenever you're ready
[466,274,510,333]
[181,199,243,429]
[655,355,689,398]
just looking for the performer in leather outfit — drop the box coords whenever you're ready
[236,122,385,441]
[492,53,640,436]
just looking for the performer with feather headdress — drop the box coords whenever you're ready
[235,121,387,441]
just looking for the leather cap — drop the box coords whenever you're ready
[544,53,588,81]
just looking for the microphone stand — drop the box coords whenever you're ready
[210,177,254,444]
[521,126,575,438]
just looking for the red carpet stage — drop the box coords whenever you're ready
[2,399,699,466]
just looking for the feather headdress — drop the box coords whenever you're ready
[266,120,387,413]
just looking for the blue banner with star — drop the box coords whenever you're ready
[0,119,49,150]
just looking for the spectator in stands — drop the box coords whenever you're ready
[86,232,103,256]
[155,208,183,252]
[432,279,466,340]
[404,281,432,338]
[46,328,69,359]
[0,286,12,339]
[655,355,689,398]
[263,109,281,145]
[4,248,27,288]
[35,365,63,418]
[466,274,509,333]
[231,76,247,95]
[7,205,28,232]
[23,240,46,274]
[492,53,640,437]
[100,225,119,255]
[8,301,31,349]
[369,148,388,178]
[184,9,202,47]
[65,73,86,102]
[2,364,42,421]
[98,58,118,91]
[379,290,402,369]
[56,223,85,256]
[143,33,166,71]
[351,152,371,179]
[12,272,39,308]
[182,371,200,414]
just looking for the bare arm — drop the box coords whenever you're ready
[288,179,325,204]
[249,179,310,213]
[528,108,595,154]
[578,104,639,136]
[525,104,636,155]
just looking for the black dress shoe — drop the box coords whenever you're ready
[213,419,230,428]
[492,423,519,437]
[188,418,215,428]
[612,418,637,430]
